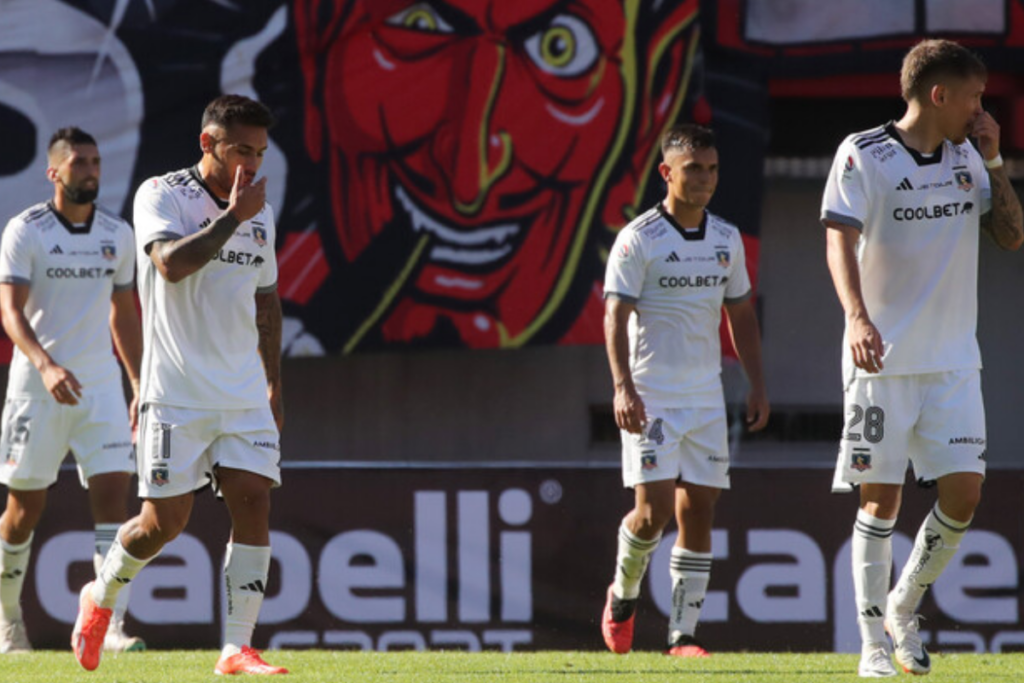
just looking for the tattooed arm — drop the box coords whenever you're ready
[980,165,1024,251]
[256,289,283,431]
[973,111,1023,251]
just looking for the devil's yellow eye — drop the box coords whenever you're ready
[386,3,453,34]
[524,15,597,77]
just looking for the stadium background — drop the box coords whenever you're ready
[1,0,1023,653]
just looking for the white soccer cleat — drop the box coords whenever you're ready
[885,609,930,675]
[0,618,32,653]
[858,642,897,678]
[103,617,146,653]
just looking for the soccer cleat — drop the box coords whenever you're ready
[215,646,289,675]
[0,618,32,653]
[104,617,146,652]
[858,642,898,678]
[665,634,710,658]
[885,609,930,675]
[71,581,112,671]
[601,585,637,654]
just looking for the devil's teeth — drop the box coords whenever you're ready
[394,186,519,265]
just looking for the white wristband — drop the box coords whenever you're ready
[984,154,1004,169]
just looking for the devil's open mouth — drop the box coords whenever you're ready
[394,185,523,268]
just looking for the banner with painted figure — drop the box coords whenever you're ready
[0,0,717,354]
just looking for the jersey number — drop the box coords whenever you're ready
[845,405,885,444]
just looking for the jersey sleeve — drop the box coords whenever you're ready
[113,224,136,290]
[133,178,185,253]
[256,208,278,292]
[724,232,752,303]
[603,228,645,303]
[0,220,33,286]
[821,139,870,230]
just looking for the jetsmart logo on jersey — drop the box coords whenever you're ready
[893,202,973,222]
[45,267,114,279]
[659,275,726,288]
[215,249,265,267]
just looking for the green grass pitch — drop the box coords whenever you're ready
[2,651,1023,682]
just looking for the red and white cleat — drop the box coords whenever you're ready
[215,646,289,675]
[71,582,112,671]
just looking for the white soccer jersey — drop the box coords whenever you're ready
[604,205,751,408]
[134,167,278,410]
[0,202,135,398]
[821,122,992,382]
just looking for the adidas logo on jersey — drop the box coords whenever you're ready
[665,251,681,263]
[50,245,64,255]
[240,580,266,593]
[896,178,914,191]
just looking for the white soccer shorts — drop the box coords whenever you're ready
[834,370,986,490]
[137,403,281,498]
[621,406,730,489]
[0,389,134,490]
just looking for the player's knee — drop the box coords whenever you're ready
[631,504,673,537]
[939,489,981,522]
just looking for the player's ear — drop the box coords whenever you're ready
[199,131,214,155]
[658,161,672,183]
[45,166,58,183]
[930,84,946,107]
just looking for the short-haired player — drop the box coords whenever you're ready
[601,124,769,657]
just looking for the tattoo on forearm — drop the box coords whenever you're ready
[981,171,1024,250]
[256,294,282,385]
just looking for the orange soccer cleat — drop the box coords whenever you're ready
[71,582,112,671]
[666,634,711,658]
[601,584,637,654]
[215,646,289,675]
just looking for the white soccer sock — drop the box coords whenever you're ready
[0,534,32,623]
[890,503,970,615]
[612,523,660,600]
[852,509,895,645]
[92,534,152,610]
[222,543,271,657]
[94,524,133,619]
[668,547,712,645]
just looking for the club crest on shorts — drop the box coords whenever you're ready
[647,418,665,446]
[641,450,657,471]
[851,450,872,472]
[150,467,169,487]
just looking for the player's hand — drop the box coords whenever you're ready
[614,385,646,434]
[745,386,770,432]
[971,111,1000,163]
[128,393,139,433]
[228,165,267,223]
[849,315,885,373]
[41,363,82,405]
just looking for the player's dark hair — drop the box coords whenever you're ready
[900,39,986,103]
[201,94,276,130]
[661,124,716,159]
[48,127,97,153]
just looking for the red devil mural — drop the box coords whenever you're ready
[284,0,703,351]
